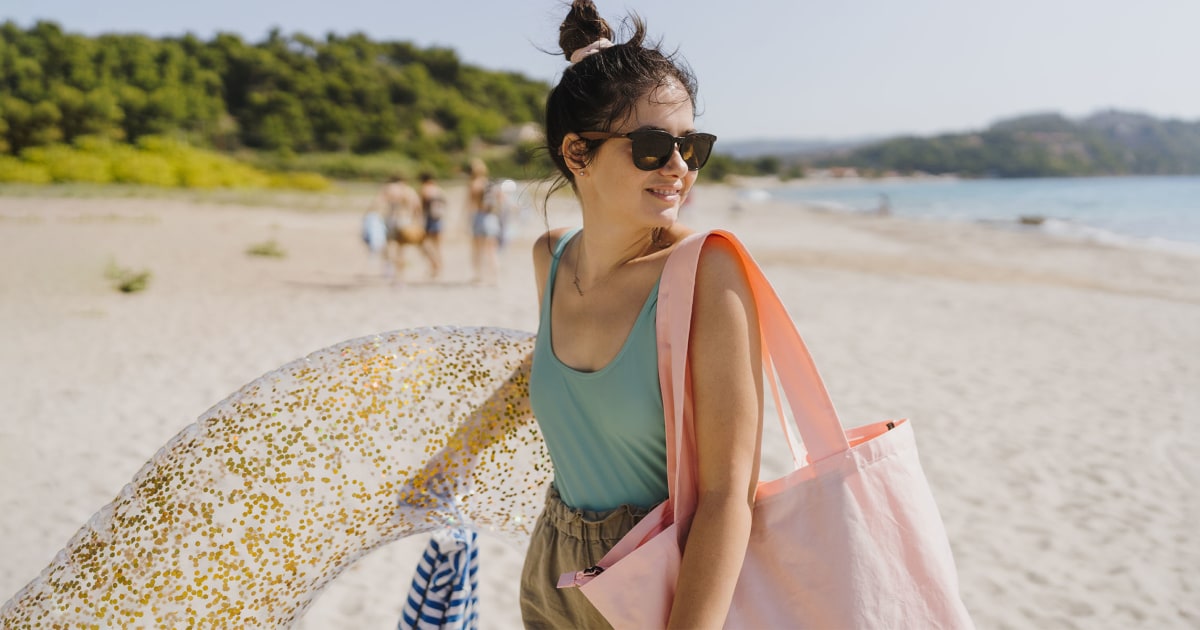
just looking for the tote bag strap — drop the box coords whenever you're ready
[657,230,850,520]
[657,230,806,516]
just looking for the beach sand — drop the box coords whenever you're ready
[1,182,1196,629]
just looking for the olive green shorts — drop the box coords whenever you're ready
[519,486,651,629]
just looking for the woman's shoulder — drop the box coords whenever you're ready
[533,227,577,252]
[531,228,578,303]
[531,227,577,268]
[689,229,753,297]
[663,226,746,267]
[664,225,749,255]
[684,230,760,347]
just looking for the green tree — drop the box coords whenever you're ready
[1,97,62,150]
[0,20,557,171]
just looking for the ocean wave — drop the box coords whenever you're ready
[1030,217,1200,256]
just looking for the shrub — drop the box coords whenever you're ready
[0,156,52,183]
[105,260,152,293]
[268,171,332,191]
[243,150,421,181]
[20,145,113,183]
[141,138,272,188]
[4,134,342,190]
[246,240,287,258]
[111,151,179,186]
[72,135,117,153]
[176,162,259,188]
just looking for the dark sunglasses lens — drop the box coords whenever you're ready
[631,131,674,171]
[680,134,715,170]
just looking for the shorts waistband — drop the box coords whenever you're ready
[541,485,653,543]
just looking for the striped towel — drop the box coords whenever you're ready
[399,528,480,630]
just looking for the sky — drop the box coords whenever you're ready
[6,0,1200,142]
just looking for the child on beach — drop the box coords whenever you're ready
[521,2,756,627]
[360,210,389,277]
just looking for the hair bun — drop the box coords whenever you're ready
[559,0,614,61]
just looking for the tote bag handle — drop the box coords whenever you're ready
[657,231,851,521]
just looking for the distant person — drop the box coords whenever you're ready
[466,159,500,284]
[360,209,389,277]
[372,174,424,285]
[494,178,518,251]
[727,183,746,218]
[419,172,447,279]
[876,193,892,216]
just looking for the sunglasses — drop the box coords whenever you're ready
[578,129,718,171]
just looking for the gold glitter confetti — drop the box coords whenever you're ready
[1,327,547,628]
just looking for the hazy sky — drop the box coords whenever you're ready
[7,0,1199,142]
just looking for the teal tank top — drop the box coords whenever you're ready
[529,230,668,512]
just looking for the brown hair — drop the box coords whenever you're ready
[544,0,699,198]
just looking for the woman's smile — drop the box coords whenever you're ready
[646,184,683,203]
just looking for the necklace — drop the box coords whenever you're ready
[572,228,665,296]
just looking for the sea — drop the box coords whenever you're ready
[765,175,1200,254]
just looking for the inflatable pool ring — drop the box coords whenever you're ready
[0,326,548,628]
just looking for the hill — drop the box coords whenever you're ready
[820,110,1200,177]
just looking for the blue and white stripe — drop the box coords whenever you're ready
[399,528,480,630]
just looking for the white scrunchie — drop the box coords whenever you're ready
[569,38,614,64]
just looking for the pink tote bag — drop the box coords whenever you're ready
[558,231,974,629]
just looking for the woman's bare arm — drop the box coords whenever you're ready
[667,236,763,630]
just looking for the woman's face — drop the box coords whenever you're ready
[578,79,699,231]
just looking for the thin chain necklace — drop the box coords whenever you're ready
[572,228,665,296]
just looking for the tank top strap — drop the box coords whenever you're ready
[543,229,581,315]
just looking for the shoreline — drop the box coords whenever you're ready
[5,174,1199,256]
[728,174,1200,256]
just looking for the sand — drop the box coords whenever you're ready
[1,181,1196,629]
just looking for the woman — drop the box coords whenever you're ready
[418,172,446,279]
[466,158,501,284]
[373,174,424,285]
[522,2,764,628]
